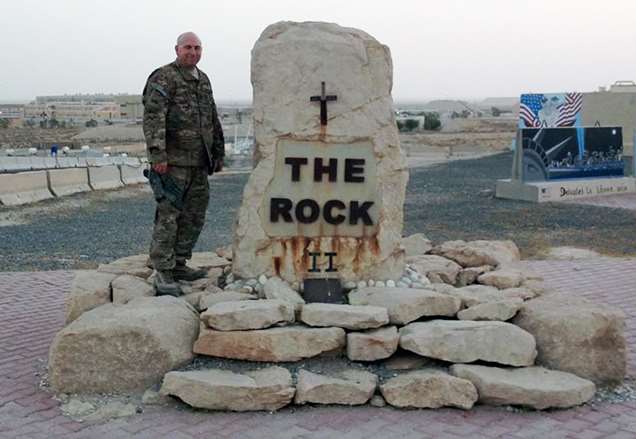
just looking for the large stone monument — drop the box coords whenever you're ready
[232,21,408,287]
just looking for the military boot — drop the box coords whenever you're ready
[154,270,183,297]
[173,262,207,282]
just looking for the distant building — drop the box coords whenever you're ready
[608,81,636,93]
[24,101,120,125]
[0,104,25,127]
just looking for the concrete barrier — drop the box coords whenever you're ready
[86,157,111,167]
[47,168,91,197]
[0,171,53,206]
[119,163,146,185]
[56,157,79,168]
[0,157,32,172]
[30,157,57,170]
[88,165,124,190]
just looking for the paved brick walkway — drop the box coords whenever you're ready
[1,258,635,438]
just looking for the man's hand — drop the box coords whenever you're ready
[152,162,168,174]
[214,158,224,173]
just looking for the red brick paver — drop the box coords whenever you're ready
[1,259,635,439]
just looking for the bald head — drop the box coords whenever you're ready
[176,32,201,47]
[175,32,202,68]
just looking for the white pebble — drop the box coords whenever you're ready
[344,281,357,290]
[375,281,385,288]
[368,280,376,287]
[258,274,268,285]
[357,281,367,289]
[396,281,409,288]
[400,276,413,285]
[409,272,420,281]
[386,280,396,288]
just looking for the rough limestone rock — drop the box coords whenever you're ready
[478,268,524,289]
[446,284,504,308]
[456,265,493,287]
[401,233,433,257]
[194,326,346,362]
[199,291,256,310]
[457,299,523,321]
[189,252,231,269]
[380,370,478,409]
[432,240,521,268]
[501,287,537,301]
[49,296,199,393]
[97,254,153,279]
[263,277,305,306]
[111,274,155,304]
[347,326,399,361]
[295,369,377,405]
[161,367,294,411]
[180,290,209,311]
[232,21,408,284]
[348,287,460,325]
[514,294,626,385]
[406,255,462,284]
[520,280,548,296]
[65,270,118,323]
[300,303,388,330]
[450,365,596,409]
[400,320,537,366]
[200,299,295,331]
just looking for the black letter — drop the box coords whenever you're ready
[325,252,338,272]
[344,158,365,182]
[295,199,320,223]
[349,201,374,225]
[270,198,293,222]
[313,158,337,182]
[323,199,346,225]
[308,252,320,272]
[285,157,308,182]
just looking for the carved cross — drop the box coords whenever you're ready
[310,81,337,126]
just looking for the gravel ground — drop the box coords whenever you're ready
[1,151,635,271]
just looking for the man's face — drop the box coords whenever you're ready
[175,35,202,68]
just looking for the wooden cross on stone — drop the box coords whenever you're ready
[310,81,337,126]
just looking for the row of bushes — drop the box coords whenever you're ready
[396,112,441,132]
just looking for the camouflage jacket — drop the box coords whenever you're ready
[143,60,224,170]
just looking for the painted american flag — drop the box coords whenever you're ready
[519,92,583,128]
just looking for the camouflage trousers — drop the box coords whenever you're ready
[149,166,209,271]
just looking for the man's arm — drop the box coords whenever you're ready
[143,69,172,173]
[209,90,225,171]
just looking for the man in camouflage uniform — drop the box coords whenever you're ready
[143,32,224,296]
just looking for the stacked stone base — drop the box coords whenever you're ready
[48,238,626,413]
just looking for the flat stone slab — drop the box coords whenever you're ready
[399,320,537,366]
[263,277,305,306]
[347,326,399,361]
[97,254,153,279]
[111,274,155,304]
[406,255,462,285]
[199,291,256,310]
[348,287,460,325]
[300,303,389,330]
[200,299,294,331]
[295,369,377,405]
[160,367,294,411]
[457,299,523,321]
[401,233,433,257]
[450,365,596,409]
[65,270,118,324]
[446,285,504,307]
[432,240,520,268]
[380,369,478,409]
[478,269,524,289]
[193,325,346,362]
